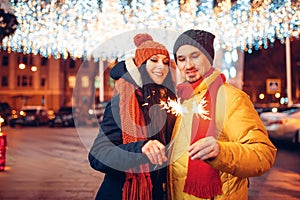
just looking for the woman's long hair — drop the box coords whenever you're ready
[137,63,177,145]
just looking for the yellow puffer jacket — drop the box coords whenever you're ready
[168,70,277,200]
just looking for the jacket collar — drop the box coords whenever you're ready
[193,69,222,95]
[125,57,142,88]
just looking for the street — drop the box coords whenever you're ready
[0,126,299,200]
[0,126,102,199]
[248,139,300,200]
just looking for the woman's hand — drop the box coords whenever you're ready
[142,140,167,165]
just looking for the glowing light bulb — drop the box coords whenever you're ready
[18,63,26,69]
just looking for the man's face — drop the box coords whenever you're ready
[176,45,212,83]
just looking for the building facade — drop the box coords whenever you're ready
[0,51,114,111]
[1,46,247,112]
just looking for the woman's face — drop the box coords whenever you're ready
[145,54,170,85]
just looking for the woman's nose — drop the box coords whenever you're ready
[157,60,165,68]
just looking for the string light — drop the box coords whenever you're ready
[0,0,299,60]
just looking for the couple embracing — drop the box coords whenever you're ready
[88,29,277,200]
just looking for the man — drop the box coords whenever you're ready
[168,29,277,200]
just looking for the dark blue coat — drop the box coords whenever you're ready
[88,61,175,200]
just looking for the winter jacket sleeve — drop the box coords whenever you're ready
[208,86,277,178]
[88,96,149,173]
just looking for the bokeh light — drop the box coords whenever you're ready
[1,0,299,60]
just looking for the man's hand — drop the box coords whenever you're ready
[188,136,220,161]
[142,140,167,165]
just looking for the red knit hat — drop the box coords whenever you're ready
[134,33,170,67]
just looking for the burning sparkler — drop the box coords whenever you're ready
[154,97,211,170]
[160,97,211,120]
[193,97,211,120]
[160,97,185,116]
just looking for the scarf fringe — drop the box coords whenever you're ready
[184,181,222,199]
[178,70,224,199]
[122,173,152,200]
[117,78,153,200]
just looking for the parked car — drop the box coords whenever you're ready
[93,102,108,124]
[49,106,75,127]
[9,106,49,127]
[260,106,300,143]
[0,102,11,125]
[83,102,108,126]
[71,102,107,127]
[254,104,290,115]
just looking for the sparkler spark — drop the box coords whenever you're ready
[160,97,210,120]
[155,97,210,170]
[193,97,211,120]
[160,98,184,116]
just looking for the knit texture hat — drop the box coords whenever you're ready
[173,29,215,65]
[134,33,170,67]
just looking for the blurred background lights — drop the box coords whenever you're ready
[0,0,299,60]
[224,51,232,64]
[31,65,37,72]
[231,50,238,62]
[18,63,25,69]
[279,97,289,105]
[259,93,265,100]
[229,66,237,78]
[222,69,229,81]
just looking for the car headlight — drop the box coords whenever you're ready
[88,109,94,115]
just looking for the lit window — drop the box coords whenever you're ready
[82,76,89,88]
[94,75,100,88]
[68,76,76,88]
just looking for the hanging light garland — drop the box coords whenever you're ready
[0,0,18,43]
[0,8,18,42]
[0,0,299,60]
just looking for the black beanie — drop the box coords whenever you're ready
[173,29,215,65]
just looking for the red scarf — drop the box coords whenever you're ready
[116,78,152,200]
[176,68,224,198]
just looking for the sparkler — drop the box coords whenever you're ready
[153,97,211,170]
[193,97,211,120]
[153,98,184,170]
[160,97,211,120]
[160,97,185,116]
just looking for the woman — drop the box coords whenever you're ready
[89,33,177,200]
